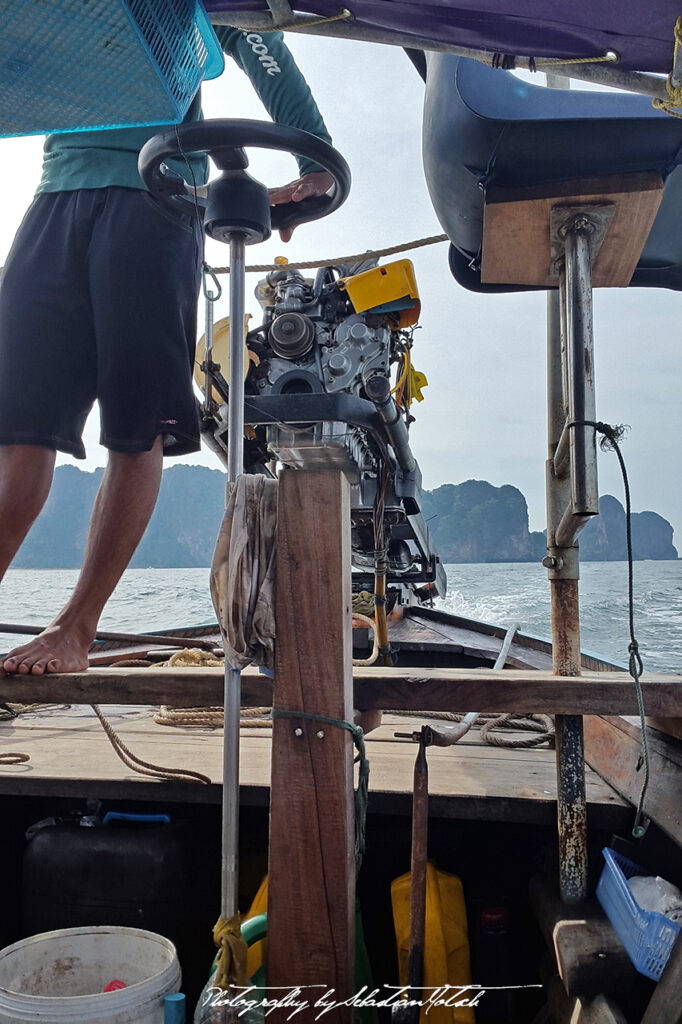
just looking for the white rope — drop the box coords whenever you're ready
[211,233,449,275]
[1,234,449,280]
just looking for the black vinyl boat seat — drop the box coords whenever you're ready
[422,53,682,292]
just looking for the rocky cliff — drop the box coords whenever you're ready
[10,467,677,568]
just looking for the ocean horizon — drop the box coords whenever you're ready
[0,560,679,674]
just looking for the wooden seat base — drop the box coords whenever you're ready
[482,172,663,287]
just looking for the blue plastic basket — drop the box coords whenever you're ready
[596,847,681,981]
[0,0,224,138]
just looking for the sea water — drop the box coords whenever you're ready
[0,561,680,673]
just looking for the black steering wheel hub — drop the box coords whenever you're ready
[138,119,351,245]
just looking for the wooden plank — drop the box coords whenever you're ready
[1,668,680,715]
[545,974,629,1024]
[401,614,554,670]
[482,172,663,287]
[0,711,630,826]
[647,716,682,743]
[267,471,355,1022]
[583,715,682,846]
[641,931,682,1024]
[606,717,682,766]
[530,876,637,997]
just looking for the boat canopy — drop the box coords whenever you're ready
[204,1,680,74]
[421,55,682,293]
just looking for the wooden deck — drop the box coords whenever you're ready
[0,706,630,827]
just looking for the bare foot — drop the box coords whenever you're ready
[0,623,93,676]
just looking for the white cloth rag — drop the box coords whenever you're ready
[210,475,278,671]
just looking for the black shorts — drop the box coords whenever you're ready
[0,187,203,458]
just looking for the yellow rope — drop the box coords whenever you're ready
[391,354,409,399]
[213,913,248,991]
[652,17,682,117]
[352,590,375,617]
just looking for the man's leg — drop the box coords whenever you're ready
[0,445,56,583]
[0,436,163,676]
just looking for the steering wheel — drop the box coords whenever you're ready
[138,119,351,243]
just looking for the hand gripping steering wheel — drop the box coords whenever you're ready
[138,119,351,244]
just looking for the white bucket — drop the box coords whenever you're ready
[0,926,181,1023]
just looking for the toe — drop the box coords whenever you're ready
[30,660,48,675]
[46,659,62,673]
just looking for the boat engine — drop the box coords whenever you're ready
[199,258,446,600]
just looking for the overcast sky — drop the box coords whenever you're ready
[0,34,679,541]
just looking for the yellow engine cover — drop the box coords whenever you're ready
[194,314,252,401]
[391,863,476,1023]
[338,259,421,328]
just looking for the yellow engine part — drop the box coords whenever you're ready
[407,365,428,404]
[338,259,421,328]
[194,314,253,401]
[391,863,475,1023]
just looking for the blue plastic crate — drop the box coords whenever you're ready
[0,0,224,138]
[596,847,681,981]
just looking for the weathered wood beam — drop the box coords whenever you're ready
[267,470,355,1023]
[530,876,637,997]
[1,668,680,715]
[640,931,682,1024]
[544,974,629,1024]
[584,715,682,846]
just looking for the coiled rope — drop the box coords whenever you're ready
[390,710,556,748]
[0,751,30,765]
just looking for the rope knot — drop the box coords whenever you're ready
[595,421,628,451]
[652,17,682,117]
[568,419,629,452]
[628,639,644,679]
[212,913,248,991]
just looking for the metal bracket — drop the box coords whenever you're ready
[549,203,615,279]
[542,544,579,581]
[266,0,295,27]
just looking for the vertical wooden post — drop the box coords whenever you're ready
[546,284,588,904]
[268,469,355,1021]
[551,579,588,903]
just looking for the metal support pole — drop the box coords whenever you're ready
[546,281,588,905]
[552,585,588,905]
[226,235,246,482]
[209,11,670,104]
[565,223,598,520]
[408,734,429,994]
[203,289,215,417]
[221,232,247,921]
[392,732,429,1024]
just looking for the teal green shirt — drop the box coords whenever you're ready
[36,26,331,194]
